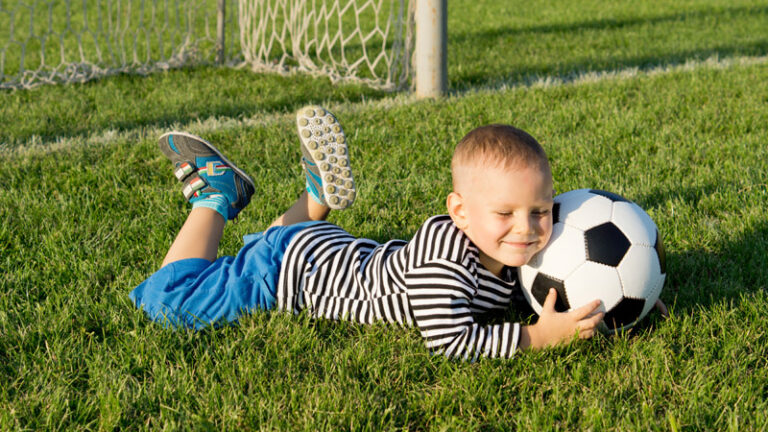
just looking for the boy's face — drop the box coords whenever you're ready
[448,162,554,275]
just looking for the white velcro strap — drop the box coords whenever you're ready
[174,162,195,180]
[182,177,206,200]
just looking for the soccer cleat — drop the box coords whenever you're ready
[158,131,255,220]
[296,105,356,210]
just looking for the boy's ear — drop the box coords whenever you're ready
[446,192,468,230]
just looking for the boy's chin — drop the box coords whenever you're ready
[506,258,530,268]
[499,254,534,268]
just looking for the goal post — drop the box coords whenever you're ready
[414,0,446,98]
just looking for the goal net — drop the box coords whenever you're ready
[239,0,414,91]
[1,0,414,91]
[0,0,243,90]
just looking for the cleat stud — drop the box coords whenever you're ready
[324,174,335,182]
[345,181,353,188]
[329,196,340,205]
[337,135,346,144]
[337,147,347,155]
[301,129,311,138]
[314,118,322,125]
[339,159,348,167]
[333,125,341,133]
[304,108,315,117]
[308,141,319,149]
[299,118,309,126]
[343,169,351,177]
[329,156,337,163]
[326,115,335,123]
[321,162,331,171]
[314,151,325,160]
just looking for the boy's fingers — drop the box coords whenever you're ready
[576,313,605,339]
[542,288,558,312]
[655,299,669,318]
[571,299,603,320]
[586,312,605,328]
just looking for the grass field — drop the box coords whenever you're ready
[2,0,768,430]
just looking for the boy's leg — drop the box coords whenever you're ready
[157,132,255,266]
[162,207,225,267]
[269,105,356,229]
[268,190,330,229]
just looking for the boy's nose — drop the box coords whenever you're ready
[513,214,533,235]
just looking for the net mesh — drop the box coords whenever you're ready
[0,0,243,90]
[0,0,414,90]
[239,0,413,90]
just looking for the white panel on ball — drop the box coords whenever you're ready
[533,224,587,280]
[611,201,658,246]
[639,272,666,320]
[558,191,613,231]
[564,262,624,312]
[617,245,663,299]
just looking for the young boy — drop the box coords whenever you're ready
[130,106,605,360]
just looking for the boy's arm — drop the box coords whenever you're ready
[406,260,523,360]
[406,262,605,359]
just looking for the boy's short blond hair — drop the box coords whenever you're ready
[451,124,550,188]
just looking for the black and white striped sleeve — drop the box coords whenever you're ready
[405,259,521,361]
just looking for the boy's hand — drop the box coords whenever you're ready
[519,288,605,350]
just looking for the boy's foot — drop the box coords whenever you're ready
[158,131,255,220]
[296,105,356,210]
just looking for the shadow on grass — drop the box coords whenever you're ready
[451,4,768,43]
[635,185,768,313]
[0,66,387,145]
[450,5,768,91]
[664,223,768,309]
[453,41,768,91]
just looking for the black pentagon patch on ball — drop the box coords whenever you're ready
[531,273,569,312]
[585,222,631,267]
[602,297,645,331]
[552,202,561,224]
[654,229,666,274]
[589,189,630,203]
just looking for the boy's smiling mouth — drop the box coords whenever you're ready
[501,240,536,248]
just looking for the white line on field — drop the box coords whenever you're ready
[3,54,767,156]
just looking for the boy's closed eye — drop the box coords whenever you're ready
[495,209,551,217]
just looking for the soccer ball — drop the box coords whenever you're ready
[518,189,666,334]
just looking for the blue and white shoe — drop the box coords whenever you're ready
[158,131,255,220]
[296,105,356,210]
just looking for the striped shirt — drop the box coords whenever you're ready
[276,215,524,360]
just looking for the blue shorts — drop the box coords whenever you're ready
[130,221,320,330]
